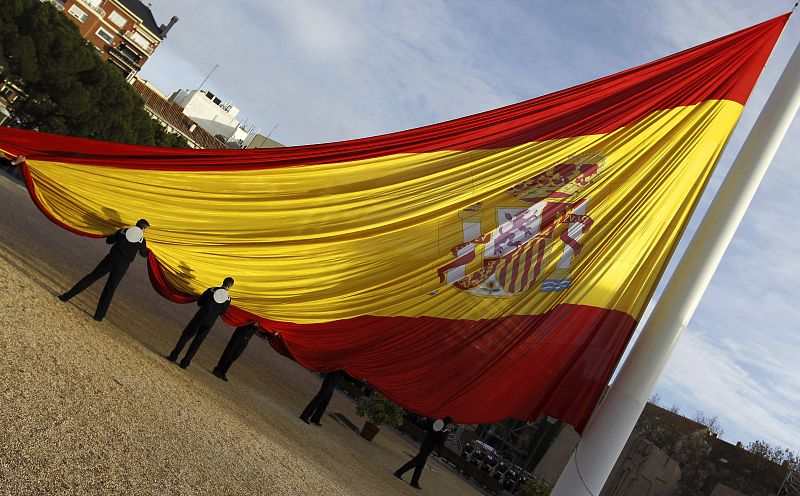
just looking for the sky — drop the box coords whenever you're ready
[139,0,800,452]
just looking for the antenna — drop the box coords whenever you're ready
[198,64,220,90]
[266,123,279,139]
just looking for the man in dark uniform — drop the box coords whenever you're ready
[212,321,261,381]
[394,416,454,490]
[299,370,346,426]
[59,219,150,321]
[167,277,234,369]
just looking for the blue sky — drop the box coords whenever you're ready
[139,0,800,452]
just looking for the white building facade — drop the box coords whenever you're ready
[169,89,255,147]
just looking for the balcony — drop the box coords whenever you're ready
[109,43,142,66]
[121,30,154,54]
[105,44,141,77]
[74,0,105,16]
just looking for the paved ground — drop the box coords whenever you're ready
[0,173,483,496]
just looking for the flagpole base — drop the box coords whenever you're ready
[551,456,597,496]
[551,387,645,496]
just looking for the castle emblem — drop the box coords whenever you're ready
[437,152,604,296]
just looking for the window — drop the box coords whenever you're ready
[96,27,114,45]
[108,11,127,28]
[0,87,13,99]
[67,4,88,22]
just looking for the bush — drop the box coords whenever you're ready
[356,393,405,427]
[517,477,551,496]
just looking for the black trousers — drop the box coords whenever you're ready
[169,312,214,367]
[300,372,341,423]
[396,449,433,485]
[214,332,250,374]
[61,255,128,320]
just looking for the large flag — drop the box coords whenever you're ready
[0,14,788,431]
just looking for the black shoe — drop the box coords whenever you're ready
[393,472,403,480]
[299,416,310,425]
[93,316,103,322]
[166,354,177,363]
[212,369,228,382]
[58,294,69,302]
[410,483,422,490]
[179,362,189,369]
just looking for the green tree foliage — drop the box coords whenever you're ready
[516,477,551,496]
[0,0,187,147]
[356,393,405,427]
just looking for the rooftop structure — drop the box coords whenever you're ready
[169,89,282,149]
[132,78,225,149]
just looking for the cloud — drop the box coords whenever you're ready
[658,328,800,449]
[142,0,524,144]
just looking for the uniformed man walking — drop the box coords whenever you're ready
[212,321,261,381]
[394,416,454,490]
[299,370,346,426]
[168,278,233,369]
[59,219,150,321]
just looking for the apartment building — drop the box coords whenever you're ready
[47,0,177,79]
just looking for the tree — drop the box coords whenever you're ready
[634,398,800,494]
[748,440,800,471]
[356,393,405,428]
[634,400,720,496]
[692,411,723,438]
[0,0,188,147]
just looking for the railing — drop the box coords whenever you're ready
[122,30,154,54]
[106,46,139,71]
[43,0,65,11]
[74,0,104,16]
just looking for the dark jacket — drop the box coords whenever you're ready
[421,424,451,455]
[106,228,148,264]
[197,286,231,322]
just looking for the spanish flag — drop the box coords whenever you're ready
[0,14,788,431]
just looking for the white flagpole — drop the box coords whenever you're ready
[552,34,800,496]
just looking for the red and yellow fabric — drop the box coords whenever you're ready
[0,14,788,431]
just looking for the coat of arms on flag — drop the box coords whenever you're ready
[437,152,603,296]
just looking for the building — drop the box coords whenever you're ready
[168,89,283,149]
[0,78,24,125]
[244,133,283,150]
[133,81,282,150]
[131,79,225,149]
[0,80,23,109]
[464,402,791,495]
[46,0,177,79]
